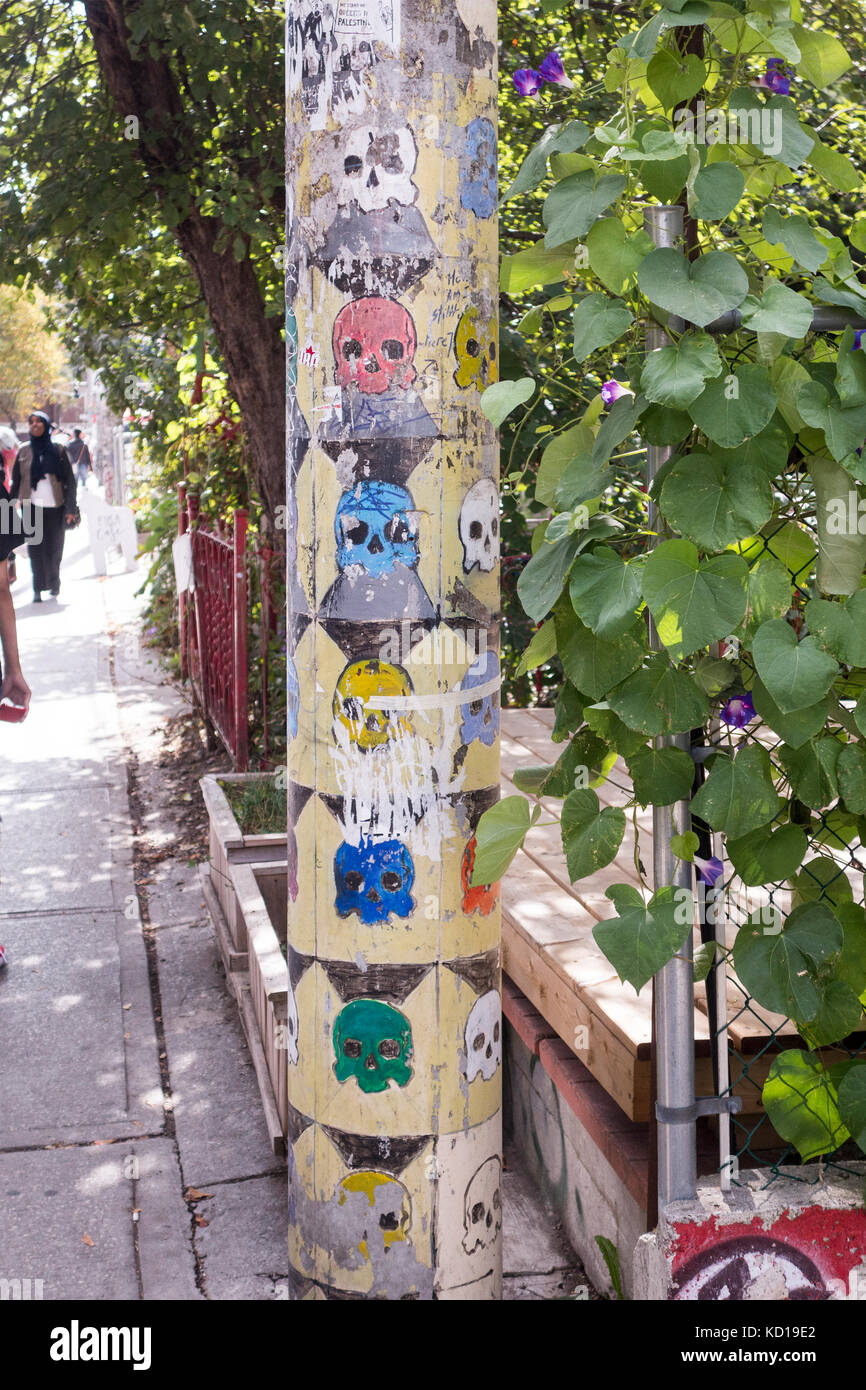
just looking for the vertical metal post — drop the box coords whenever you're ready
[233,509,249,772]
[643,206,697,1208]
[178,482,188,680]
[285,0,501,1299]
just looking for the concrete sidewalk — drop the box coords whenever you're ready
[0,527,287,1300]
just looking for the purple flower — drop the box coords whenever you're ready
[855,330,864,351]
[601,379,633,406]
[513,68,542,97]
[720,692,757,729]
[758,58,792,95]
[537,50,574,89]
[694,855,725,888]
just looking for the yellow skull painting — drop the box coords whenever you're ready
[453,304,498,389]
[338,1172,412,1259]
[333,659,414,750]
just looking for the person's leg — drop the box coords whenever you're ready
[47,507,65,595]
[27,536,44,598]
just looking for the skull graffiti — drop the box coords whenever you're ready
[334,837,415,924]
[463,990,502,1083]
[459,649,500,748]
[460,116,497,219]
[333,659,414,751]
[333,998,414,1093]
[335,481,419,577]
[459,478,499,574]
[338,126,419,212]
[461,836,500,917]
[285,978,299,1066]
[332,297,417,394]
[287,651,300,742]
[462,1156,502,1254]
[453,304,498,390]
[337,1172,412,1258]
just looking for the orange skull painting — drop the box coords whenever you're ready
[461,835,500,916]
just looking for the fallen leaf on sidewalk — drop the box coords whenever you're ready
[185,1187,214,1202]
[194,1216,210,1228]
[82,1234,95,1247]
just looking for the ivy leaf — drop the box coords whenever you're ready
[608,655,709,736]
[557,610,646,701]
[727,824,807,887]
[568,548,642,638]
[739,557,793,637]
[790,856,854,912]
[777,738,842,808]
[572,293,633,363]
[639,153,690,203]
[637,248,748,328]
[671,831,700,862]
[690,744,782,838]
[641,539,748,663]
[838,1065,866,1153]
[734,902,843,1020]
[543,171,627,249]
[642,403,693,446]
[740,281,813,339]
[517,533,584,623]
[806,980,864,1048]
[762,208,827,274]
[804,593,866,667]
[586,217,653,296]
[471,796,533,884]
[838,743,866,815]
[554,454,610,510]
[751,678,829,750]
[500,240,577,294]
[646,49,705,110]
[688,363,777,448]
[501,120,591,202]
[728,90,814,170]
[536,422,595,506]
[763,1052,848,1163]
[659,454,773,551]
[689,162,745,222]
[593,883,693,994]
[791,24,851,87]
[752,618,839,713]
[627,746,695,806]
[515,619,557,677]
[583,703,647,759]
[480,377,535,427]
[561,788,626,883]
[797,380,866,464]
[640,332,722,409]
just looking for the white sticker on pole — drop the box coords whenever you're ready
[172,532,194,593]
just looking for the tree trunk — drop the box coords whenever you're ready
[83,0,284,526]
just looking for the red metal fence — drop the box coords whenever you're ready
[183,492,249,771]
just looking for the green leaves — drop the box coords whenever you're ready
[688,364,777,448]
[558,611,646,701]
[804,593,866,667]
[740,281,813,339]
[637,248,748,327]
[543,171,627,249]
[593,883,693,994]
[500,241,577,294]
[838,743,866,815]
[791,24,852,87]
[568,548,642,638]
[640,332,722,409]
[734,901,843,1020]
[641,539,748,662]
[627,745,695,806]
[480,377,535,427]
[586,218,653,295]
[572,293,632,363]
[689,163,745,222]
[838,1065,866,1152]
[763,1052,848,1162]
[762,208,827,274]
[471,796,535,885]
[658,454,773,552]
[797,380,866,464]
[502,120,591,202]
[727,824,807,887]
[517,532,582,623]
[646,49,705,110]
[561,789,626,883]
[608,655,709,736]
[752,618,839,713]
[690,744,782,839]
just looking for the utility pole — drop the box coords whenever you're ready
[285,0,501,1298]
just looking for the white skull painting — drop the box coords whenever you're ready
[285,979,299,1067]
[463,989,501,1083]
[462,1156,503,1254]
[338,126,419,212]
[459,478,499,574]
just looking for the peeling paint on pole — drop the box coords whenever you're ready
[285,0,500,1299]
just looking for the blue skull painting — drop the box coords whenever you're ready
[460,117,497,220]
[335,481,419,578]
[334,837,415,924]
[459,649,500,747]
[287,650,300,741]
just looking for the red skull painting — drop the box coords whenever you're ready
[461,836,500,917]
[332,297,417,394]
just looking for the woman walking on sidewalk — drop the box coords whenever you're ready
[10,411,78,602]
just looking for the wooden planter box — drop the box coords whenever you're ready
[200,772,286,963]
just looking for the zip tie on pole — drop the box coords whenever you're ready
[656,1096,742,1124]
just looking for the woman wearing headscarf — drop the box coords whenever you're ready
[10,411,77,602]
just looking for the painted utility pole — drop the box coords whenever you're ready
[285,0,500,1299]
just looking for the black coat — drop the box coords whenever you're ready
[10,443,77,515]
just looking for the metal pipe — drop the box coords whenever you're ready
[705,307,866,336]
[643,205,698,1208]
